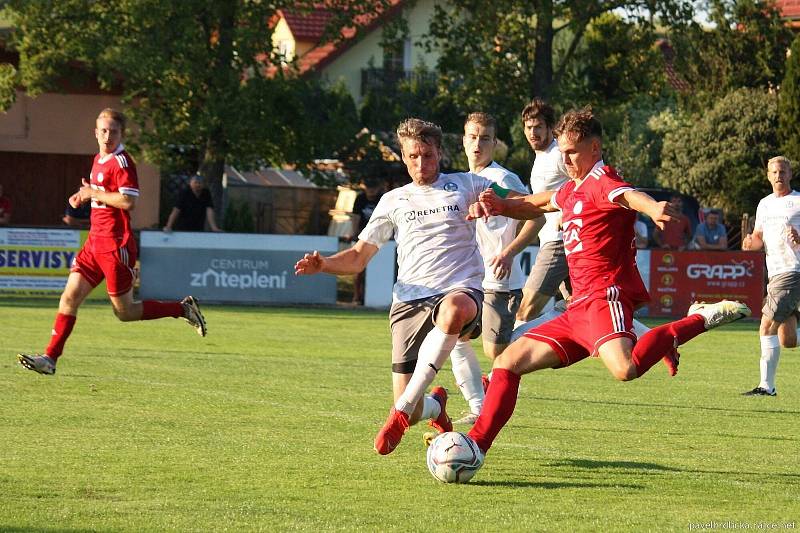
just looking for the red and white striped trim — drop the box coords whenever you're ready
[608,186,634,207]
[605,285,627,333]
[115,153,130,168]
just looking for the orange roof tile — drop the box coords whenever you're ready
[775,0,800,18]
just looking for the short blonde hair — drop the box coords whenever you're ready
[768,155,792,172]
[97,108,126,131]
[464,112,497,138]
[396,118,442,150]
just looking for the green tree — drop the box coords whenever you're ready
[778,34,800,164]
[425,0,692,134]
[659,87,777,216]
[669,0,793,109]
[1,0,382,216]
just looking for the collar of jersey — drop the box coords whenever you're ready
[98,143,126,164]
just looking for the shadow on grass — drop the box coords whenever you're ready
[470,480,645,489]
[549,458,800,479]
[550,458,680,471]
[528,395,800,416]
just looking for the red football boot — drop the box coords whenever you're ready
[374,408,410,455]
[428,386,452,433]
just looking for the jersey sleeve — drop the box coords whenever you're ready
[202,189,214,209]
[598,172,634,209]
[544,159,569,191]
[753,200,765,234]
[115,153,139,197]
[499,172,529,195]
[471,173,495,203]
[357,195,394,248]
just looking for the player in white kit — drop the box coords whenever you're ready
[741,156,800,396]
[294,118,520,454]
[450,112,533,425]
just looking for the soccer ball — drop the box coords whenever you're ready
[426,431,484,483]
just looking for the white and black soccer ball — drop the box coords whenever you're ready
[426,431,484,483]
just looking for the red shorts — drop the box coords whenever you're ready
[71,237,137,296]
[523,285,637,367]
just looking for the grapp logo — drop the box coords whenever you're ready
[443,182,458,192]
[686,260,755,280]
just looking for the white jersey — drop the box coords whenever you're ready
[475,162,529,291]
[359,172,493,303]
[530,138,570,244]
[754,190,800,277]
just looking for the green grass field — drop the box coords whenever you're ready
[1,300,798,532]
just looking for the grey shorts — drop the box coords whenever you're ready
[388,287,483,373]
[763,271,800,322]
[482,289,522,345]
[524,240,570,296]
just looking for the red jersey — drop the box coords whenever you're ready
[89,144,139,252]
[551,161,649,306]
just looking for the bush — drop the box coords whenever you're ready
[658,87,777,216]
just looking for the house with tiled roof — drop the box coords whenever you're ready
[272,0,441,103]
[776,0,800,28]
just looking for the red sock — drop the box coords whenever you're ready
[141,300,184,320]
[467,368,521,453]
[45,313,76,360]
[632,315,706,377]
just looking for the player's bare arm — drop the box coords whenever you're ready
[618,189,675,230]
[469,189,555,221]
[75,178,137,211]
[294,240,379,276]
[489,217,542,279]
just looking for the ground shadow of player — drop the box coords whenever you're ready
[470,480,646,490]
[549,458,681,472]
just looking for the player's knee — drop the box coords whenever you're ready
[779,331,797,348]
[437,302,473,330]
[112,305,137,322]
[610,363,638,382]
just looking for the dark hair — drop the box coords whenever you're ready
[396,118,443,150]
[521,98,556,129]
[554,107,603,143]
[464,112,497,138]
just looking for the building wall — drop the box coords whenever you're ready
[0,92,160,229]
[272,17,297,60]
[319,0,441,102]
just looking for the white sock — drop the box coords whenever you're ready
[420,396,441,420]
[513,319,527,329]
[450,340,484,414]
[510,308,564,342]
[759,335,780,392]
[632,319,650,339]
[395,326,458,415]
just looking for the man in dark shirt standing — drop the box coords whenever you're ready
[163,175,222,232]
[349,179,384,304]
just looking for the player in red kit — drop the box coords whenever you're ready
[17,108,206,376]
[459,108,751,475]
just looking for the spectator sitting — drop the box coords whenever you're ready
[0,183,12,225]
[653,194,692,250]
[63,201,91,228]
[163,174,222,233]
[692,209,728,251]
